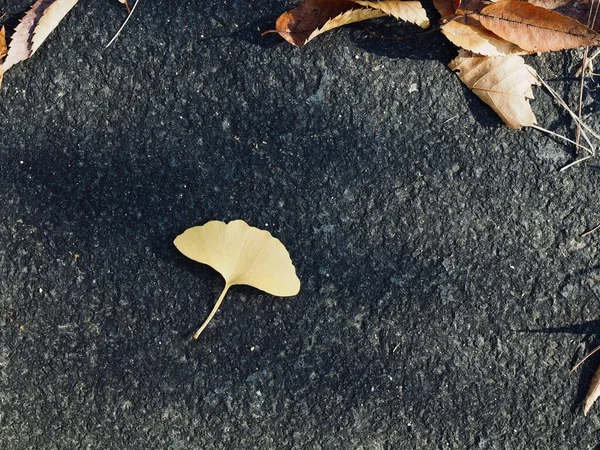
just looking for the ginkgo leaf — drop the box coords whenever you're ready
[478,0,600,52]
[305,8,387,44]
[353,1,430,28]
[449,50,539,129]
[3,0,79,72]
[441,15,528,56]
[275,0,360,45]
[585,364,600,415]
[174,220,301,339]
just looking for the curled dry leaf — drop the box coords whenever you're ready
[275,0,430,45]
[3,0,79,72]
[449,50,539,129]
[275,0,359,45]
[478,0,600,52]
[305,8,387,44]
[354,1,430,28]
[174,220,300,339]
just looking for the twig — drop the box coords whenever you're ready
[582,222,600,237]
[575,0,600,150]
[536,74,600,148]
[531,125,594,157]
[571,343,600,373]
[559,155,593,172]
[106,0,141,49]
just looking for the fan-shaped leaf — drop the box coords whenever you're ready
[174,220,300,339]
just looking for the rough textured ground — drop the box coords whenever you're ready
[1,1,600,449]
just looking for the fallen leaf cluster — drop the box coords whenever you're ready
[272,0,600,416]
[0,0,129,87]
[273,0,600,128]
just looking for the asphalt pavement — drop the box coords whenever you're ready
[1,1,600,448]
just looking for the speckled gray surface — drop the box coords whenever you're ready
[2,1,600,449]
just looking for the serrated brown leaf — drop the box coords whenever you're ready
[449,50,539,129]
[585,363,600,415]
[354,1,430,28]
[478,0,600,52]
[441,15,528,55]
[529,0,600,31]
[3,0,79,72]
[275,0,359,45]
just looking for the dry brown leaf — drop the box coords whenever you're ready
[3,0,79,72]
[478,0,600,52]
[174,220,300,339]
[354,0,430,28]
[275,0,359,45]
[31,0,78,55]
[449,50,539,129]
[441,15,528,55]
[304,8,386,44]
[528,0,600,32]
[585,363,600,415]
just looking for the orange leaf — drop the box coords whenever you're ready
[478,0,600,52]
[433,0,455,19]
[275,0,358,45]
[0,27,6,61]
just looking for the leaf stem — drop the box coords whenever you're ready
[193,283,231,339]
[106,0,141,49]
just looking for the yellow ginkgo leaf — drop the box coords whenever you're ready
[174,220,300,339]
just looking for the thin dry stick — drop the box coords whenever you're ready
[571,343,600,373]
[575,0,600,149]
[559,155,593,172]
[537,74,600,148]
[106,0,141,48]
[582,222,600,237]
[531,125,594,155]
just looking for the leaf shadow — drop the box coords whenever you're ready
[237,14,286,49]
[241,8,511,128]
[515,319,600,414]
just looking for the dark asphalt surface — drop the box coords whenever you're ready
[2,1,600,448]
